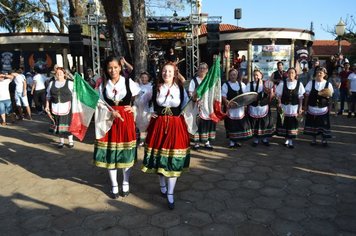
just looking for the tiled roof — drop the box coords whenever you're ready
[199,24,243,35]
[311,40,352,56]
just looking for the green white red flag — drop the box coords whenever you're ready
[69,73,99,141]
[196,57,225,123]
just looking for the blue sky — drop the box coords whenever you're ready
[156,0,355,40]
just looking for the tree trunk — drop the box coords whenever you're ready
[101,0,131,59]
[129,0,148,80]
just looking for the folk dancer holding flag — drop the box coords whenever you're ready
[275,68,305,148]
[44,67,74,148]
[140,62,192,210]
[303,67,333,147]
[246,69,275,147]
[188,62,216,150]
[93,56,140,199]
[222,68,252,148]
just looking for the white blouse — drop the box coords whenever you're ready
[305,80,334,115]
[99,76,140,102]
[222,81,246,119]
[276,79,305,116]
[246,80,269,118]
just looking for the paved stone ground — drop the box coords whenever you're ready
[1,112,356,236]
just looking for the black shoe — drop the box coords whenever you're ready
[160,185,167,197]
[236,142,242,147]
[288,144,294,149]
[204,145,214,151]
[337,111,343,115]
[68,142,74,148]
[167,194,175,210]
[347,113,352,118]
[310,141,317,146]
[251,142,258,147]
[192,145,200,151]
[322,141,328,147]
[110,186,119,199]
[121,184,130,197]
[57,143,64,149]
[262,140,270,146]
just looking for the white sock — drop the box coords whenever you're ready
[68,135,73,143]
[122,167,131,192]
[205,140,210,146]
[167,177,177,203]
[262,138,268,142]
[254,138,259,144]
[229,140,235,146]
[289,139,293,146]
[284,139,289,145]
[159,175,167,193]
[108,169,118,193]
[59,137,64,144]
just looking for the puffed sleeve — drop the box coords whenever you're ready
[188,79,196,94]
[275,82,284,98]
[46,81,53,99]
[298,82,305,98]
[221,83,228,97]
[129,78,141,96]
[304,81,312,95]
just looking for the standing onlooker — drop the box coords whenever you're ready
[329,70,341,115]
[188,62,216,150]
[25,72,34,109]
[298,67,310,87]
[304,67,334,146]
[336,53,349,74]
[308,59,320,81]
[0,72,14,126]
[270,61,288,86]
[338,62,352,115]
[45,67,74,148]
[85,68,96,88]
[119,56,133,79]
[141,62,190,210]
[94,56,140,199]
[222,68,252,148]
[238,55,247,80]
[32,70,48,114]
[7,69,32,120]
[275,68,305,148]
[347,63,356,118]
[247,69,275,146]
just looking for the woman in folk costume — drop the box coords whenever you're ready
[45,67,74,148]
[304,67,334,147]
[94,56,140,199]
[275,67,305,148]
[141,62,190,210]
[188,62,216,150]
[222,68,252,148]
[246,69,275,147]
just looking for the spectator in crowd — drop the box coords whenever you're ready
[347,63,356,118]
[338,62,352,115]
[119,56,133,79]
[308,59,320,81]
[0,72,14,125]
[238,55,248,80]
[298,67,310,87]
[336,53,349,74]
[25,72,34,109]
[329,70,341,115]
[270,61,288,86]
[31,69,49,114]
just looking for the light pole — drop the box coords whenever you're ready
[335,18,346,54]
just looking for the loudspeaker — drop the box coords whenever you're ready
[234,8,241,19]
[69,42,84,56]
[207,40,220,55]
[207,24,220,40]
[68,24,83,43]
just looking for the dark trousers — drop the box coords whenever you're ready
[339,88,349,112]
[350,92,356,114]
[33,89,46,112]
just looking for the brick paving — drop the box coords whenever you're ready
[0,113,356,235]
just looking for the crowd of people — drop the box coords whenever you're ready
[1,52,356,211]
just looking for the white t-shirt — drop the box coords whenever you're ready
[348,72,356,92]
[14,74,26,93]
[33,73,48,91]
[0,79,11,101]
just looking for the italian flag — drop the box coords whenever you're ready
[69,73,99,141]
[196,56,225,123]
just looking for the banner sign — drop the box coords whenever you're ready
[0,51,21,73]
[22,51,56,73]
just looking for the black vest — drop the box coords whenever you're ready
[153,84,184,116]
[226,81,243,100]
[281,79,300,105]
[103,78,132,106]
[50,79,72,103]
[308,80,329,108]
[250,80,268,106]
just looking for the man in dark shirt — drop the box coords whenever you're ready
[338,62,352,115]
[270,61,287,86]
